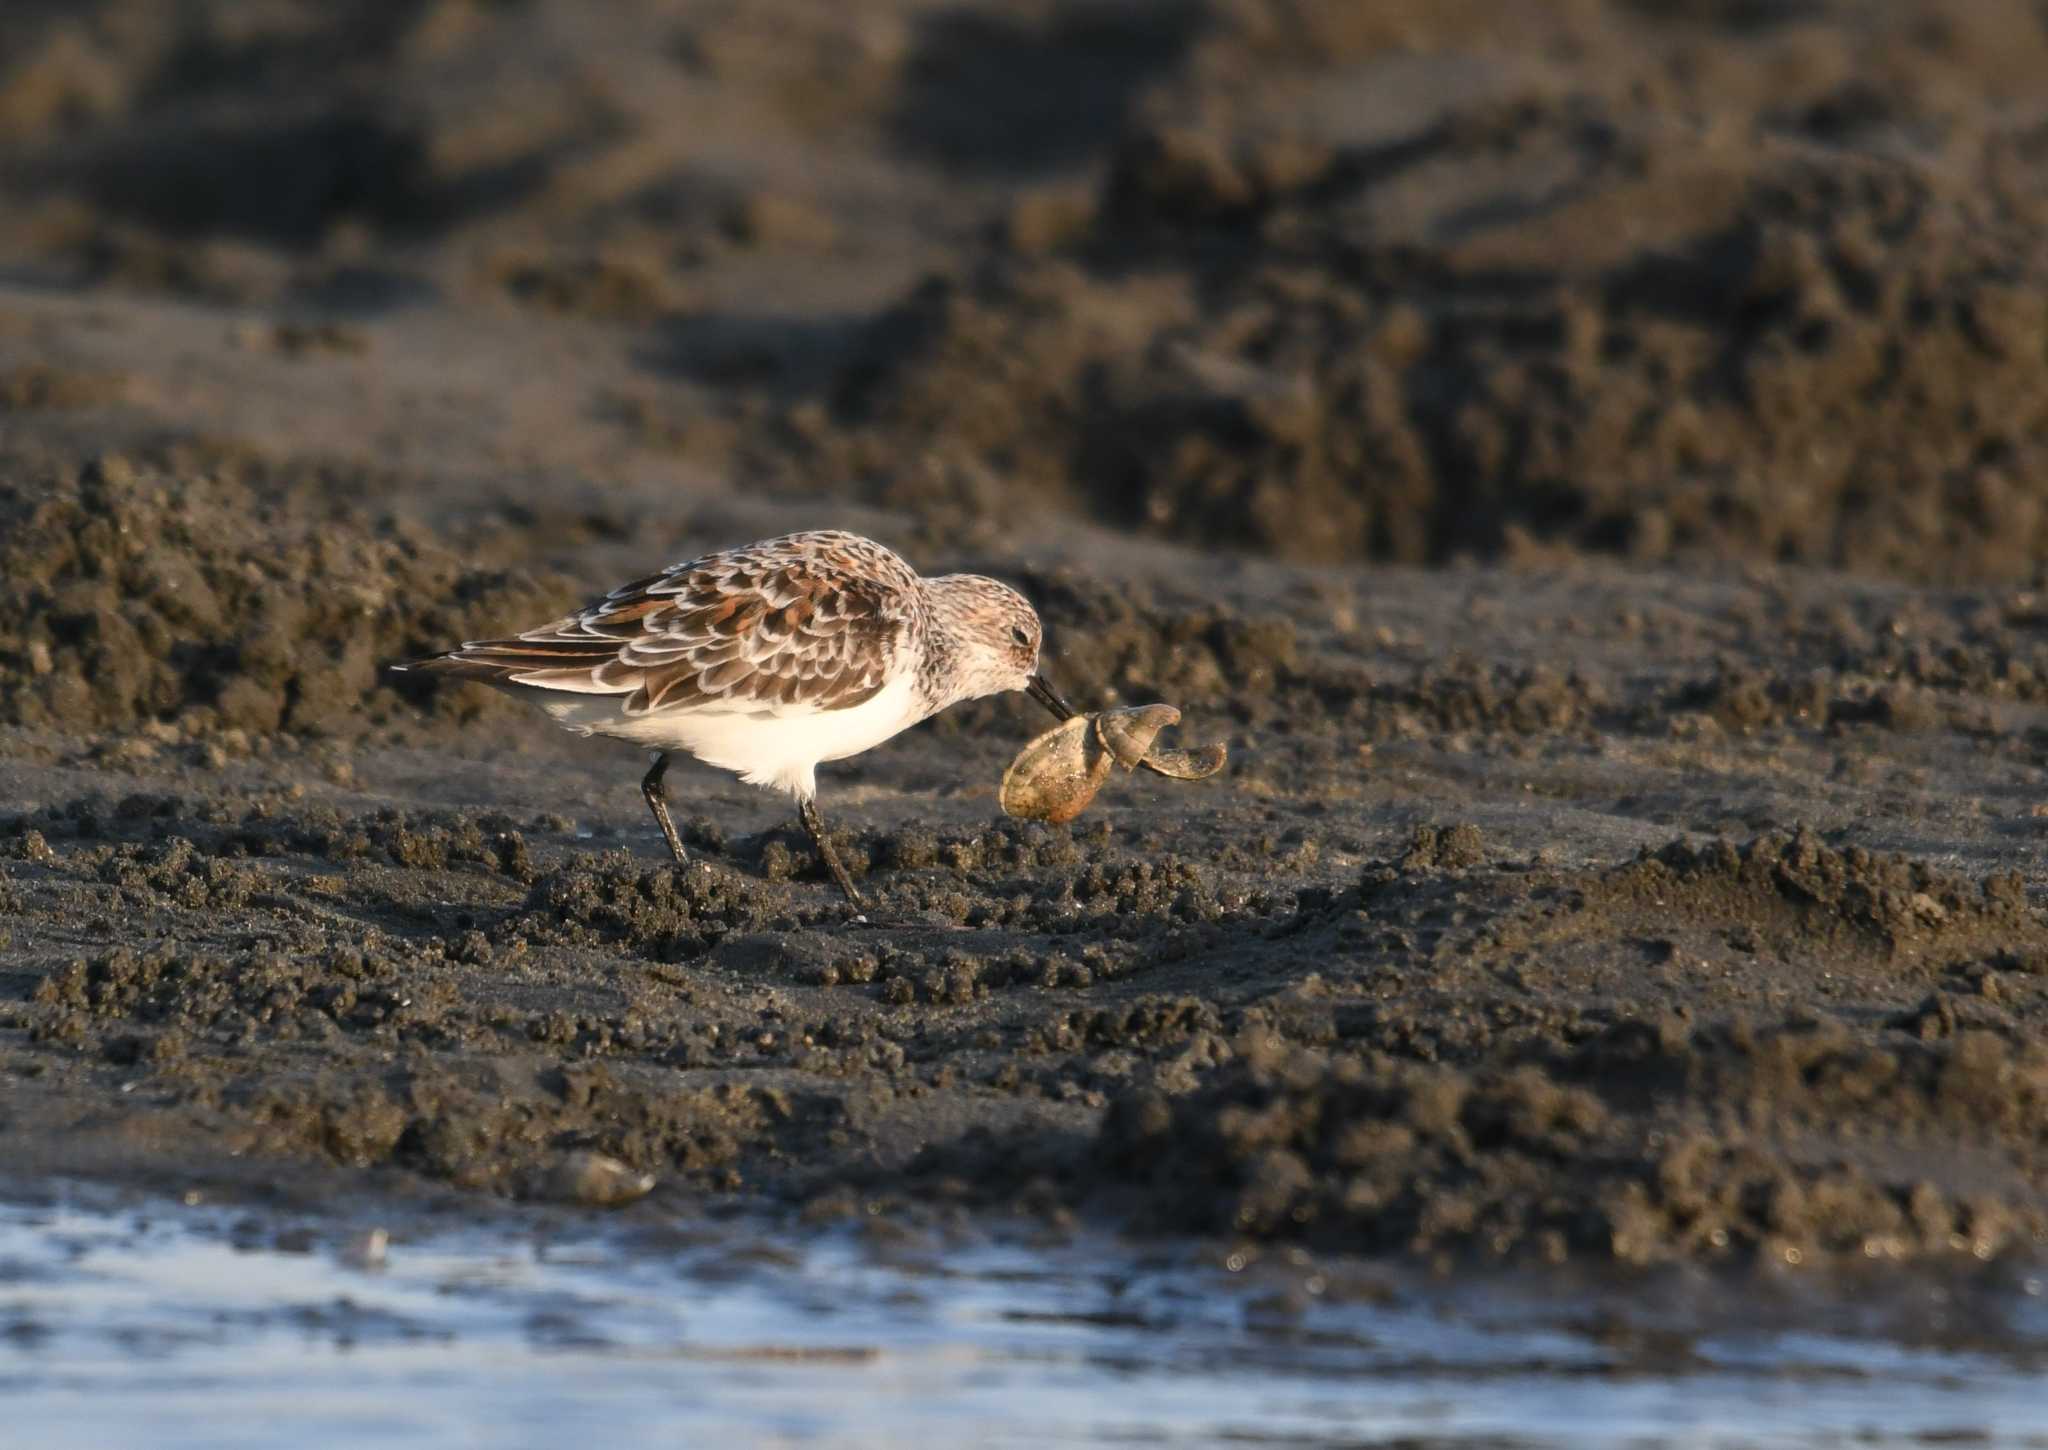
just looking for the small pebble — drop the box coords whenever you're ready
[342,1227,390,1269]
[542,1150,656,1208]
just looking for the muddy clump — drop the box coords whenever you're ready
[1094,1020,2048,1266]
[225,1061,827,1196]
[28,939,427,1047]
[1398,822,1486,874]
[513,854,784,961]
[0,451,568,739]
[1590,829,2048,971]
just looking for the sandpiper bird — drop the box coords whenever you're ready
[398,530,1073,911]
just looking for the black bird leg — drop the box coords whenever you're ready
[798,797,867,913]
[641,753,689,869]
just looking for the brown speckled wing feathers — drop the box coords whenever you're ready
[413,532,919,716]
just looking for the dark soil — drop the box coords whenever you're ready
[3,0,2048,1275]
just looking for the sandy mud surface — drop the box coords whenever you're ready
[3,0,2048,1278]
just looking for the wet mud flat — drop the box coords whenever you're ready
[6,488,2048,1276]
[1,0,2047,1316]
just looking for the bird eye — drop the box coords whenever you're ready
[1010,625,1033,648]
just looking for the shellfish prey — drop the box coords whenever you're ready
[999,704,1226,823]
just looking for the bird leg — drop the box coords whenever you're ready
[641,753,689,869]
[798,797,867,913]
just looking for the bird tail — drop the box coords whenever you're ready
[388,639,625,690]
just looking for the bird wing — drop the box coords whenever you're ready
[411,541,917,717]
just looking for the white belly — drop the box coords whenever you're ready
[527,673,924,799]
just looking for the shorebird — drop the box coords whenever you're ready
[397,530,1072,912]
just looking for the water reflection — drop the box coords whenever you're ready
[1,1186,2044,1448]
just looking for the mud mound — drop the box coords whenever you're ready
[0,451,567,738]
[1589,829,2048,970]
[826,19,2048,582]
[225,1064,828,1195]
[1094,1021,2048,1265]
[27,932,823,1192]
[513,855,786,962]
[896,826,2048,1266]
[30,939,418,1047]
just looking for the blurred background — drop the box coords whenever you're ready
[4,0,2047,592]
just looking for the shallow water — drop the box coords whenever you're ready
[2,1187,2046,1449]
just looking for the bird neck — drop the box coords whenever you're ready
[914,599,970,714]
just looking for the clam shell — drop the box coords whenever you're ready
[1137,741,1228,780]
[1093,703,1180,769]
[999,714,1112,823]
[1001,703,1229,821]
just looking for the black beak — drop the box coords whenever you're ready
[1027,672,1076,722]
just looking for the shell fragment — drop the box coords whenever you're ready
[1094,704,1181,768]
[1135,741,1228,780]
